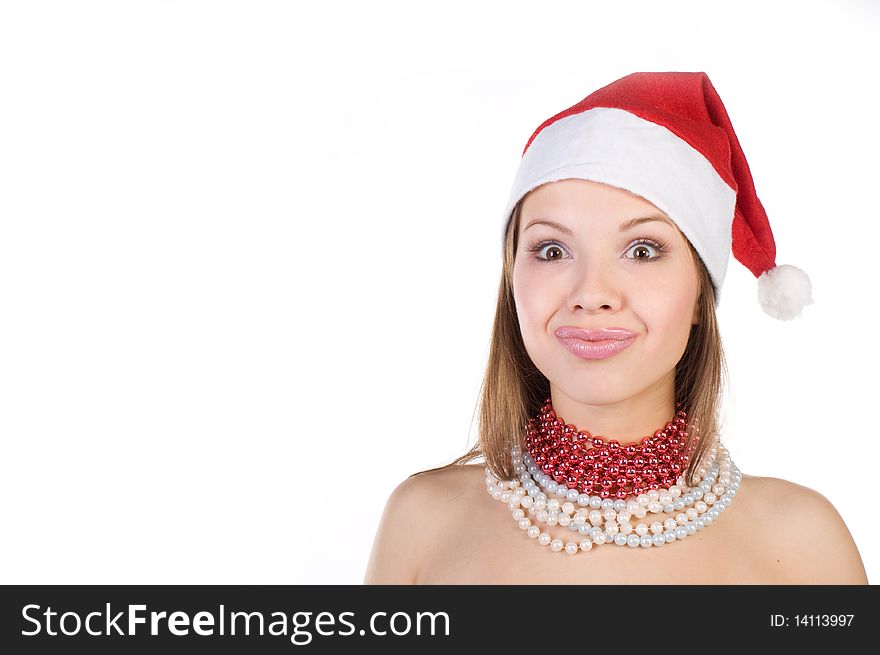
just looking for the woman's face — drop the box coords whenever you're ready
[512,178,700,405]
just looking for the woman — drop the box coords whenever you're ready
[364,72,868,584]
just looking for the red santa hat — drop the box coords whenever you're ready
[501,71,813,321]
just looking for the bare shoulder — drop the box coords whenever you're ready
[738,474,868,584]
[363,464,485,584]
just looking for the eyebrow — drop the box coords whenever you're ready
[523,213,676,235]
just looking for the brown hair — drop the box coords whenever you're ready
[412,196,728,488]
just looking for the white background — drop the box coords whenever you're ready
[1,0,877,584]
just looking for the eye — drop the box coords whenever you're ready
[525,240,568,262]
[624,238,669,263]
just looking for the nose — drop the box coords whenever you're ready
[568,255,622,313]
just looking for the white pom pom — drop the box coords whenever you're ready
[756,264,814,320]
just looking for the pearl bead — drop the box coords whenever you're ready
[488,441,741,557]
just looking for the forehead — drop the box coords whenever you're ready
[521,179,663,219]
[519,182,682,239]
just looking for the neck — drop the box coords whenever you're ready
[548,384,677,445]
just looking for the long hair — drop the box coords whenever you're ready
[412,197,728,488]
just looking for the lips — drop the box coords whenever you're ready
[554,326,638,361]
[554,326,637,342]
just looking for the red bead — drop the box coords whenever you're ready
[524,400,689,500]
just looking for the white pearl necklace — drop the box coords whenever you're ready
[486,442,741,554]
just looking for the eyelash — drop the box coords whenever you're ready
[525,237,670,263]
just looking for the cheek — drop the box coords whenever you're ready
[512,265,554,331]
[643,271,698,350]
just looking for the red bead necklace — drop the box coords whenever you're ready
[524,397,690,500]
